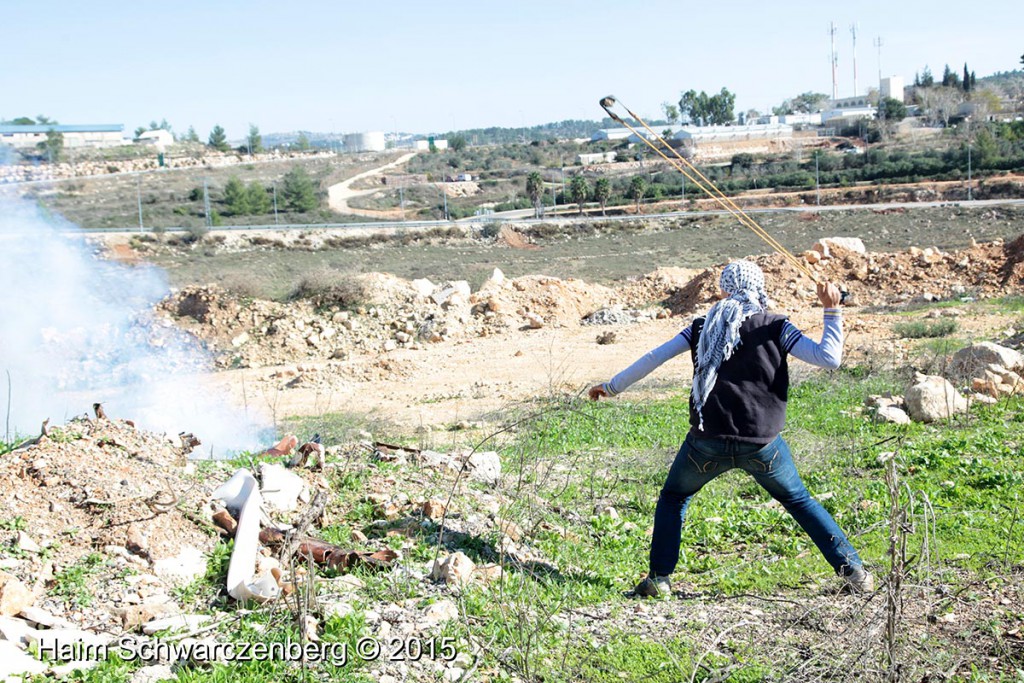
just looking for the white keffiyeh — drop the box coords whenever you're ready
[691,261,770,430]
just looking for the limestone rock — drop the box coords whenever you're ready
[951,342,1023,378]
[813,237,867,257]
[422,499,446,521]
[873,405,911,424]
[803,249,821,265]
[0,640,47,679]
[0,573,33,617]
[524,312,545,329]
[431,552,475,588]
[905,373,968,422]
[131,665,176,683]
[422,599,459,626]
[465,451,501,485]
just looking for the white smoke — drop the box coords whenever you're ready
[0,192,271,456]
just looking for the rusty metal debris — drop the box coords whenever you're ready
[258,528,397,571]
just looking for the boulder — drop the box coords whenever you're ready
[431,552,475,588]
[950,343,1023,378]
[813,237,867,258]
[905,373,968,422]
[0,641,46,679]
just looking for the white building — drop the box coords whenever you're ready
[0,124,125,149]
[135,129,174,151]
[880,76,905,103]
[577,151,617,165]
[778,112,822,126]
[672,123,794,144]
[590,127,632,142]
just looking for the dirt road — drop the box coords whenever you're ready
[326,152,418,216]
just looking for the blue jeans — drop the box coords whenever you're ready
[649,433,863,578]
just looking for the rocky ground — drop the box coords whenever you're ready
[3,230,1024,682]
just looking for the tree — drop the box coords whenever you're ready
[963,63,971,93]
[919,87,963,127]
[37,128,64,162]
[920,66,935,88]
[525,171,544,218]
[878,97,907,122]
[295,132,311,151]
[629,175,647,213]
[223,177,251,215]
[568,174,589,215]
[246,182,271,214]
[247,124,263,155]
[593,177,611,215]
[282,166,318,212]
[10,116,35,125]
[679,88,736,126]
[134,126,146,139]
[449,135,467,152]
[661,102,680,124]
[208,125,230,152]
[185,126,200,143]
[941,64,961,89]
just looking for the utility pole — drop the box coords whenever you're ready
[967,117,973,201]
[399,184,405,221]
[203,178,212,227]
[137,175,143,231]
[815,152,821,206]
[272,183,279,224]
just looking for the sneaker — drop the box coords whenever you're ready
[634,574,672,599]
[843,567,875,593]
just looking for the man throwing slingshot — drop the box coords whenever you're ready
[589,260,873,598]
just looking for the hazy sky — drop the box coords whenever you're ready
[2,1,1020,139]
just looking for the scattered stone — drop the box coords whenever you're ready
[15,532,41,554]
[131,664,176,683]
[142,614,211,635]
[0,640,47,679]
[465,451,501,485]
[0,572,33,617]
[803,249,821,265]
[152,546,206,585]
[0,615,40,645]
[524,312,545,329]
[422,499,446,521]
[431,552,475,588]
[905,373,969,422]
[494,518,524,542]
[873,405,911,424]
[421,599,459,626]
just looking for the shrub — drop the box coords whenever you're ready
[288,269,367,309]
[893,319,958,339]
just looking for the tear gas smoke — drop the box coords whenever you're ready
[0,193,270,456]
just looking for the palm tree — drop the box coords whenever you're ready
[593,177,611,216]
[569,174,590,215]
[629,175,647,214]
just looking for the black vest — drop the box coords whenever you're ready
[689,313,789,442]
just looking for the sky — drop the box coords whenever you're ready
[1,0,1020,140]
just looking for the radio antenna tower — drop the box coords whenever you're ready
[873,36,884,85]
[850,23,859,96]
[829,22,839,100]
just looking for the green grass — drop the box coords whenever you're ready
[451,368,1024,680]
[52,553,108,608]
